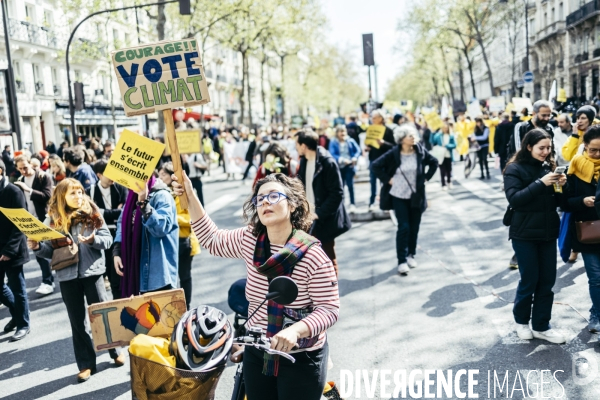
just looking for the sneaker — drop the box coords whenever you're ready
[532,329,566,344]
[448,182,453,189]
[588,315,600,333]
[442,186,448,191]
[323,381,345,400]
[35,283,54,295]
[508,255,518,270]
[406,256,418,268]
[398,263,410,275]
[516,323,533,340]
[348,204,357,213]
[368,204,375,212]
[569,251,579,263]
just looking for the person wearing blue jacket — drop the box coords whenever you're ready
[113,175,179,295]
[329,125,361,212]
[430,122,457,190]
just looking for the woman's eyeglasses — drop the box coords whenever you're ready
[251,192,288,207]
[587,148,600,155]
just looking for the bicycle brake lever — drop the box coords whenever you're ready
[263,347,296,363]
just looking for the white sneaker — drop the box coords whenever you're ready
[349,204,357,213]
[368,204,375,212]
[442,186,448,191]
[36,283,54,295]
[532,329,566,344]
[398,263,410,274]
[448,183,453,189]
[406,256,418,268]
[516,323,533,340]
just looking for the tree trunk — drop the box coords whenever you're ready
[462,48,476,99]
[239,50,246,125]
[457,51,465,102]
[245,55,252,127]
[157,3,166,134]
[280,55,286,124]
[440,47,455,103]
[261,58,267,122]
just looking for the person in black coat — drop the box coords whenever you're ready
[565,127,600,335]
[503,129,567,344]
[367,110,395,210]
[371,124,438,275]
[0,159,31,341]
[86,160,128,299]
[296,130,351,277]
[242,136,258,181]
[2,145,15,177]
[494,113,515,172]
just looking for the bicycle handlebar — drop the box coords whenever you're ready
[233,332,296,363]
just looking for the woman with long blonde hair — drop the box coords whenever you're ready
[49,156,66,184]
[27,178,124,383]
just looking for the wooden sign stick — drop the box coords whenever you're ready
[163,109,189,210]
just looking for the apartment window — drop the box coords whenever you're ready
[75,69,82,82]
[33,64,44,95]
[551,8,555,23]
[113,29,120,48]
[25,3,35,23]
[52,68,60,96]
[33,64,41,82]
[573,74,578,97]
[544,13,547,28]
[559,3,564,20]
[530,18,535,34]
[585,33,589,53]
[596,26,600,49]
[43,10,53,28]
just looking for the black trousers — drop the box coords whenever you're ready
[392,197,422,264]
[243,342,329,400]
[178,237,193,309]
[190,177,204,206]
[439,157,452,186]
[60,275,121,371]
[477,147,490,176]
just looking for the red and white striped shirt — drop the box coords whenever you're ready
[192,214,340,352]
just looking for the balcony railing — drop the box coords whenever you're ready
[575,54,582,63]
[583,52,590,61]
[35,82,44,95]
[15,80,25,93]
[8,19,60,48]
[594,48,600,58]
[53,85,61,96]
[567,0,600,26]
[536,21,566,42]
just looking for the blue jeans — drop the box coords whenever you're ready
[0,264,30,329]
[369,168,378,206]
[37,256,53,285]
[340,166,355,205]
[581,253,600,318]
[511,239,557,331]
[393,196,422,264]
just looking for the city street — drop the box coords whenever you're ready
[2,161,600,399]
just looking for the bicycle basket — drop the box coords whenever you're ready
[130,352,225,400]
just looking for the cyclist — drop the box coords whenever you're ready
[172,172,339,400]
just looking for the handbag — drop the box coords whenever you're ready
[502,205,514,227]
[575,220,600,244]
[50,235,79,271]
[559,212,573,262]
[379,183,393,211]
[399,169,423,209]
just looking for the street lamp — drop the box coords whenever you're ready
[65,0,191,145]
[1,0,21,147]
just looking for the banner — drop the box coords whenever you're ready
[164,130,202,155]
[88,289,186,350]
[112,38,210,116]
[467,100,482,119]
[104,129,165,191]
[0,207,65,241]
[512,97,533,114]
[488,97,506,113]
[364,125,386,149]
[424,111,443,131]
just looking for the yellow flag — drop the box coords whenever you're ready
[0,207,65,241]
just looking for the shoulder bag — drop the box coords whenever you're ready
[50,235,79,271]
[502,205,514,227]
[576,220,600,244]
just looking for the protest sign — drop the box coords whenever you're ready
[467,100,482,119]
[424,111,443,131]
[0,207,65,241]
[103,129,165,191]
[88,289,186,350]
[488,97,506,113]
[164,130,202,155]
[111,38,210,116]
[364,125,386,148]
[512,97,533,114]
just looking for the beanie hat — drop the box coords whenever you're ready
[576,105,596,124]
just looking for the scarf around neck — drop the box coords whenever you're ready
[568,152,600,183]
[121,175,156,297]
[252,229,319,376]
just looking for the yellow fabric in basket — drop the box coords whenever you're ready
[129,334,176,367]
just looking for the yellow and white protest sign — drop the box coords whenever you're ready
[104,129,165,191]
[424,112,443,131]
[364,125,386,149]
[0,207,65,241]
[164,130,202,155]
[111,39,210,116]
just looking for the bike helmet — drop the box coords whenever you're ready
[170,306,233,371]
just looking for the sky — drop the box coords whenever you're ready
[320,0,411,101]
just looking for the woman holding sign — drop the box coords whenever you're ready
[366,110,395,212]
[27,178,125,382]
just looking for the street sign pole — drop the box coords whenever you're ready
[1,0,22,148]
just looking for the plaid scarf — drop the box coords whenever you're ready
[253,229,319,376]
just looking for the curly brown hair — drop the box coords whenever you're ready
[242,173,312,237]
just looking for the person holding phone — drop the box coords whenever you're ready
[503,129,567,344]
[27,178,124,382]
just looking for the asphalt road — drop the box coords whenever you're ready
[2,161,600,399]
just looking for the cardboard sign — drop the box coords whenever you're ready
[164,130,202,155]
[112,39,211,116]
[0,207,65,241]
[467,100,482,119]
[488,96,506,113]
[88,289,186,351]
[104,129,165,191]
[364,125,386,149]
[557,88,567,103]
[424,111,443,131]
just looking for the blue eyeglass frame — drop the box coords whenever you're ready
[252,192,288,207]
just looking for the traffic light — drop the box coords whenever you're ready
[179,0,191,15]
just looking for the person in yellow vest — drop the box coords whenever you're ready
[483,113,500,154]
[455,115,476,157]
[562,105,596,162]
[158,162,201,310]
[520,108,532,122]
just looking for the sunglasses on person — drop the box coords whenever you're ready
[251,192,288,207]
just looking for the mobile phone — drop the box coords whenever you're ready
[554,166,566,175]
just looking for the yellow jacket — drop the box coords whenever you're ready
[484,118,500,153]
[174,194,200,256]
[455,120,476,156]
[561,131,585,162]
